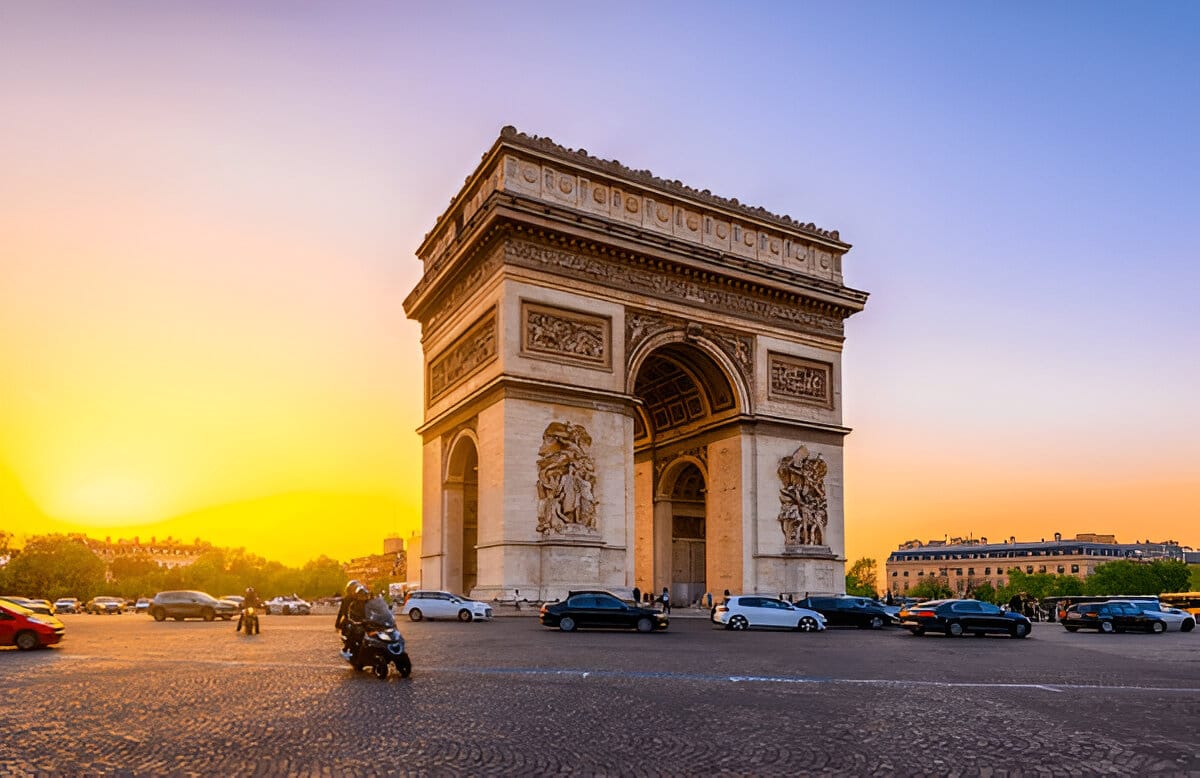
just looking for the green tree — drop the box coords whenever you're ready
[968,580,997,603]
[907,577,954,600]
[1085,559,1189,596]
[1148,559,1192,594]
[4,535,106,600]
[845,558,878,597]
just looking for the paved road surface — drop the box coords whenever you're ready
[2,612,1198,775]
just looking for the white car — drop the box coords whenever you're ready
[263,595,311,615]
[712,595,826,632]
[401,590,492,622]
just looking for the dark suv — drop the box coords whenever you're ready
[149,591,239,622]
[795,595,898,629]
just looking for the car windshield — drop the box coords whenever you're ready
[364,595,395,628]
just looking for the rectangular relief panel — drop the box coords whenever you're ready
[427,308,498,403]
[520,300,612,371]
[768,352,834,408]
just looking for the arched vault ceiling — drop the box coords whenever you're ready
[633,344,736,440]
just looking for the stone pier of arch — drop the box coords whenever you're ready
[403,127,868,603]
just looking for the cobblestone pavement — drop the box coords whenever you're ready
[2,612,1198,776]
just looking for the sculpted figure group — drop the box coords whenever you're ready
[536,421,598,535]
[777,445,828,547]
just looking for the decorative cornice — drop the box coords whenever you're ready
[494,127,845,244]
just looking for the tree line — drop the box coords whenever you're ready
[0,532,347,602]
[900,558,1193,603]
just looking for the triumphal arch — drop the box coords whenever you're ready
[403,127,868,603]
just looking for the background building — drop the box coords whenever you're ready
[885,533,1185,595]
[344,536,408,592]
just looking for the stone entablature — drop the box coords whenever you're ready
[406,127,867,329]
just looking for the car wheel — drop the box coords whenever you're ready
[458,609,473,623]
[1010,622,1029,639]
[911,627,925,636]
[1151,621,1166,634]
[1064,625,1079,632]
[1183,619,1195,633]
[559,616,577,633]
[728,615,749,631]
[408,608,423,622]
[152,608,166,622]
[15,631,40,651]
[202,608,215,622]
[1100,621,1114,634]
[869,616,884,630]
[947,621,965,638]
[797,616,819,632]
[636,617,653,633]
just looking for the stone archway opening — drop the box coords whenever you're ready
[632,341,741,606]
[445,436,479,596]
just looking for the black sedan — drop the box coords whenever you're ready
[900,599,1031,638]
[1061,602,1168,634]
[540,591,669,633]
[795,595,897,629]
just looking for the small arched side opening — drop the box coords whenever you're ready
[444,434,479,596]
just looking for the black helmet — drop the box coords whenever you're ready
[354,584,370,600]
[244,586,256,595]
[344,579,361,597]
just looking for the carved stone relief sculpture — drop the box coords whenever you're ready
[427,309,497,402]
[769,353,833,408]
[521,302,611,369]
[777,445,828,547]
[536,422,598,536]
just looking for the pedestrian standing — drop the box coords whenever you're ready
[632,586,641,605]
[660,587,671,615]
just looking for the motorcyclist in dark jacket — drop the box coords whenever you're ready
[237,586,262,633]
[335,580,361,632]
[336,581,371,659]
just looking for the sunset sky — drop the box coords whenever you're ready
[2,3,1197,574]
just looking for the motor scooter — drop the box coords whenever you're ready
[341,595,411,679]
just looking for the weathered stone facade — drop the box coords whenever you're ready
[404,127,868,602]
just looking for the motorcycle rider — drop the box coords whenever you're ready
[237,586,262,633]
[335,581,371,659]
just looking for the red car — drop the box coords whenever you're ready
[0,597,66,650]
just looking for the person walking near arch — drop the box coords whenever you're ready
[660,587,671,615]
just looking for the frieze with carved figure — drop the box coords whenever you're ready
[521,302,611,369]
[427,309,497,402]
[536,422,598,536]
[777,445,828,547]
[769,353,833,408]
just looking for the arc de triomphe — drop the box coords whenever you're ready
[403,127,868,603]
